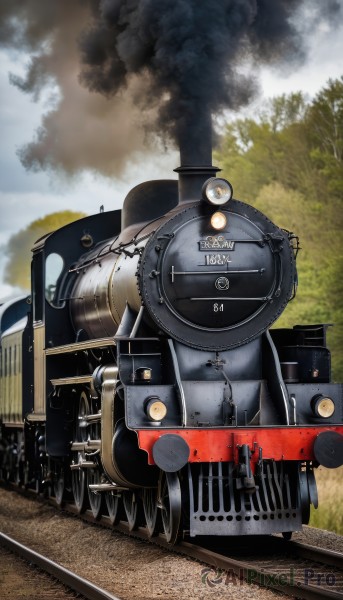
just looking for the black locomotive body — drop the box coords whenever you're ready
[1,163,342,543]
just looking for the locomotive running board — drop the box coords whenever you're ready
[46,337,115,355]
[50,375,93,387]
[187,462,302,536]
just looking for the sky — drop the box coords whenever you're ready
[0,7,342,299]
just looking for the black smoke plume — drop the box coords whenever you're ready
[0,0,341,176]
[79,0,303,163]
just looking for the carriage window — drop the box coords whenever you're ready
[33,252,44,322]
[45,253,64,306]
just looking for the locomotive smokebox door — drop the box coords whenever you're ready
[140,201,296,350]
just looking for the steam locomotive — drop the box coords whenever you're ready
[1,157,342,543]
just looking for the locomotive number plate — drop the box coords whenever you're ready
[205,254,231,265]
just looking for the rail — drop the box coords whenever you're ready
[0,532,121,600]
[2,482,343,600]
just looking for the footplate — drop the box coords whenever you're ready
[187,461,303,536]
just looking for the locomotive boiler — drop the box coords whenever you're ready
[1,150,343,543]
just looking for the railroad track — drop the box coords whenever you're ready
[0,531,121,600]
[56,497,343,599]
[193,536,343,599]
[2,482,343,599]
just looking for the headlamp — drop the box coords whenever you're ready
[210,211,227,230]
[145,396,167,422]
[202,177,233,206]
[311,394,335,418]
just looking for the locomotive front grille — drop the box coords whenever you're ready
[187,461,302,536]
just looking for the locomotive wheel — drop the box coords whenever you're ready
[53,462,65,507]
[299,468,311,525]
[123,491,140,531]
[71,391,89,513]
[160,472,182,544]
[72,463,86,513]
[105,492,121,525]
[87,467,103,519]
[14,457,24,486]
[87,399,103,519]
[143,488,160,537]
[34,459,50,496]
[14,432,25,486]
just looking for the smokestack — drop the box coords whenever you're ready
[174,111,219,204]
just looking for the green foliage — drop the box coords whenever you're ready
[215,77,343,380]
[306,77,343,197]
[260,92,307,132]
[310,467,343,535]
[5,211,86,290]
[253,183,343,380]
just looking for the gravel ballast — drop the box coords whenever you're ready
[0,486,342,600]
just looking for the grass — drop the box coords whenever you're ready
[309,466,343,535]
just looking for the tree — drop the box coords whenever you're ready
[4,211,86,290]
[214,91,324,202]
[306,77,343,197]
[259,92,307,133]
[214,78,343,380]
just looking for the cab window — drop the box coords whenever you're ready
[45,253,64,306]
